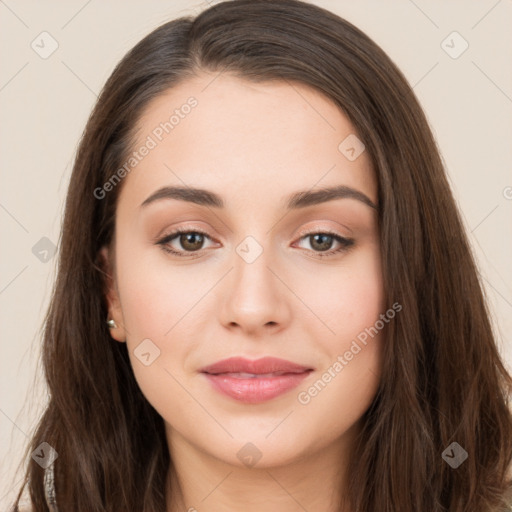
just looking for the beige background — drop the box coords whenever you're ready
[1,0,511,507]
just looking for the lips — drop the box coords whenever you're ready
[200,356,313,403]
[200,356,312,375]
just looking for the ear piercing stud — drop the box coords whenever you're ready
[106,318,118,329]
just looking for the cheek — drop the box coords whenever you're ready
[295,343,382,457]
[293,245,385,427]
[114,245,196,414]
[113,236,211,397]
[114,240,200,339]
[304,243,385,349]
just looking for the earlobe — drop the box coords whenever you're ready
[99,246,127,343]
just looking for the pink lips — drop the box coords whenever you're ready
[200,356,313,404]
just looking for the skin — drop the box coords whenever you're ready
[102,71,385,512]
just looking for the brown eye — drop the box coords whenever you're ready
[178,232,205,251]
[295,231,355,258]
[308,233,335,252]
[157,229,215,257]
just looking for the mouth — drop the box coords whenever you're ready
[206,371,306,378]
[200,356,314,404]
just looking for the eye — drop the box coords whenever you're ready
[294,230,355,258]
[157,228,216,258]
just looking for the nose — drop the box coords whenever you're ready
[218,241,292,336]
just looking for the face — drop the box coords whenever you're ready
[103,72,385,469]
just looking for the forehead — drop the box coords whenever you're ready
[119,72,376,213]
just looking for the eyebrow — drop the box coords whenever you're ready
[140,185,378,211]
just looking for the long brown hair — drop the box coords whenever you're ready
[12,0,512,510]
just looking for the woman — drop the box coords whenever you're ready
[12,0,512,510]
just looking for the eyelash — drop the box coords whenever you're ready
[157,227,355,259]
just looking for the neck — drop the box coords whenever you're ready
[165,424,359,512]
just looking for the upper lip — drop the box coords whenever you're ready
[200,356,313,375]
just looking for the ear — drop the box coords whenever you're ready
[99,246,127,343]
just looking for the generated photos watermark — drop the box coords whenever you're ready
[297,301,402,405]
[94,96,198,200]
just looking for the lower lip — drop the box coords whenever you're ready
[203,372,311,404]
